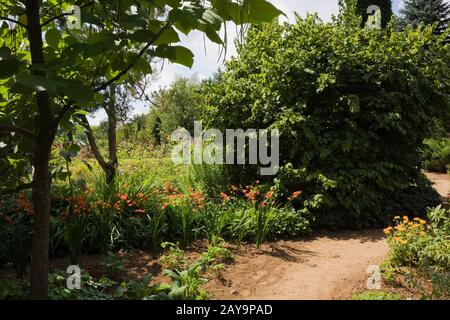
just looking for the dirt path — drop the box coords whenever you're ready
[205,230,388,300]
[205,173,450,300]
[425,172,450,203]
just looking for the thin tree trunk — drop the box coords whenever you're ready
[80,115,108,170]
[26,0,56,299]
[82,85,119,184]
[105,85,118,184]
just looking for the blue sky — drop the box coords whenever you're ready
[89,0,412,124]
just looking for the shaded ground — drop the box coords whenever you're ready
[203,173,450,300]
[425,172,450,205]
[204,230,388,300]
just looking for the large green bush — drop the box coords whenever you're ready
[383,206,450,299]
[423,138,450,173]
[201,8,450,227]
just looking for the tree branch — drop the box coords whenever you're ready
[0,16,28,29]
[94,22,172,92]
[54,100,75,127]
[78,114,108,170]
[40,1,66,18]
[41,1,96,27]
[0,124,38,140]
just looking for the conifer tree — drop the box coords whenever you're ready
[401,0,450,35]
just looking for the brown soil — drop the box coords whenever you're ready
[425,172,450,204]
[204,230,388,300]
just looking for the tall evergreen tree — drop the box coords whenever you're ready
[356,0,393,28]
[401,0,450,35]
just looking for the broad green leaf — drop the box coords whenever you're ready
[153,45,194,68]
[0,47,11,60]
[58,81,94,104]
[15,74,67,93]
[243,0,284,23]
[168,8,193,34]
[18,14,27,26]
[202,9,224,26]
[155,0,180,8]
[154,27,180,45]
[205,25,223,44]
[227,0,284,24]
[0,60,22,78]
[45,28,62,48]
[130,30,158,42]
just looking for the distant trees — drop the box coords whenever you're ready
[401,0,450,35]
[147,77,202,143]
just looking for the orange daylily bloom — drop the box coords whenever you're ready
[220,192,230,203]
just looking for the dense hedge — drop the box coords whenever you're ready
[423,138,450,173]
[201,12,450,227]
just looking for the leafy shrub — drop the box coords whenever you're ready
[0,278,29,300]
[0,196,33,279]
[352,291,402,300]
[189,163,232,201]
[268,207,311,239]
[383,216,429,267]
[423,138,450,173]
[379,182,441,226]
[61,195,90,264]
[163,263,208,300]
[160,242,188,270]
[117,274,171,300]
[101,252,127,281]
[198,239,233,267]
[383,206,450,299]
[201,7,450,228]
[47,270,114,300]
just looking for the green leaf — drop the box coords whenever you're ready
[45,28,62,48]
[205,26,223,44]
[0,47,11,60]
[168,8,194,34]
[155,0,180,8]
[60,82,94,104]
[348,95,361,113]
[226,0,284,24]
[202,9,224,26]
[154,27,180,45]
[153,45,194,68]
[15,74,67,93]
[18,15,27,26]
[243,0,284,23]
[0,60,22,78]
[130,30,157,42]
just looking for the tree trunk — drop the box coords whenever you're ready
[105,85,118,184]
[26,0,56,299]
[80,86,119,185]
[30,134,53,299]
